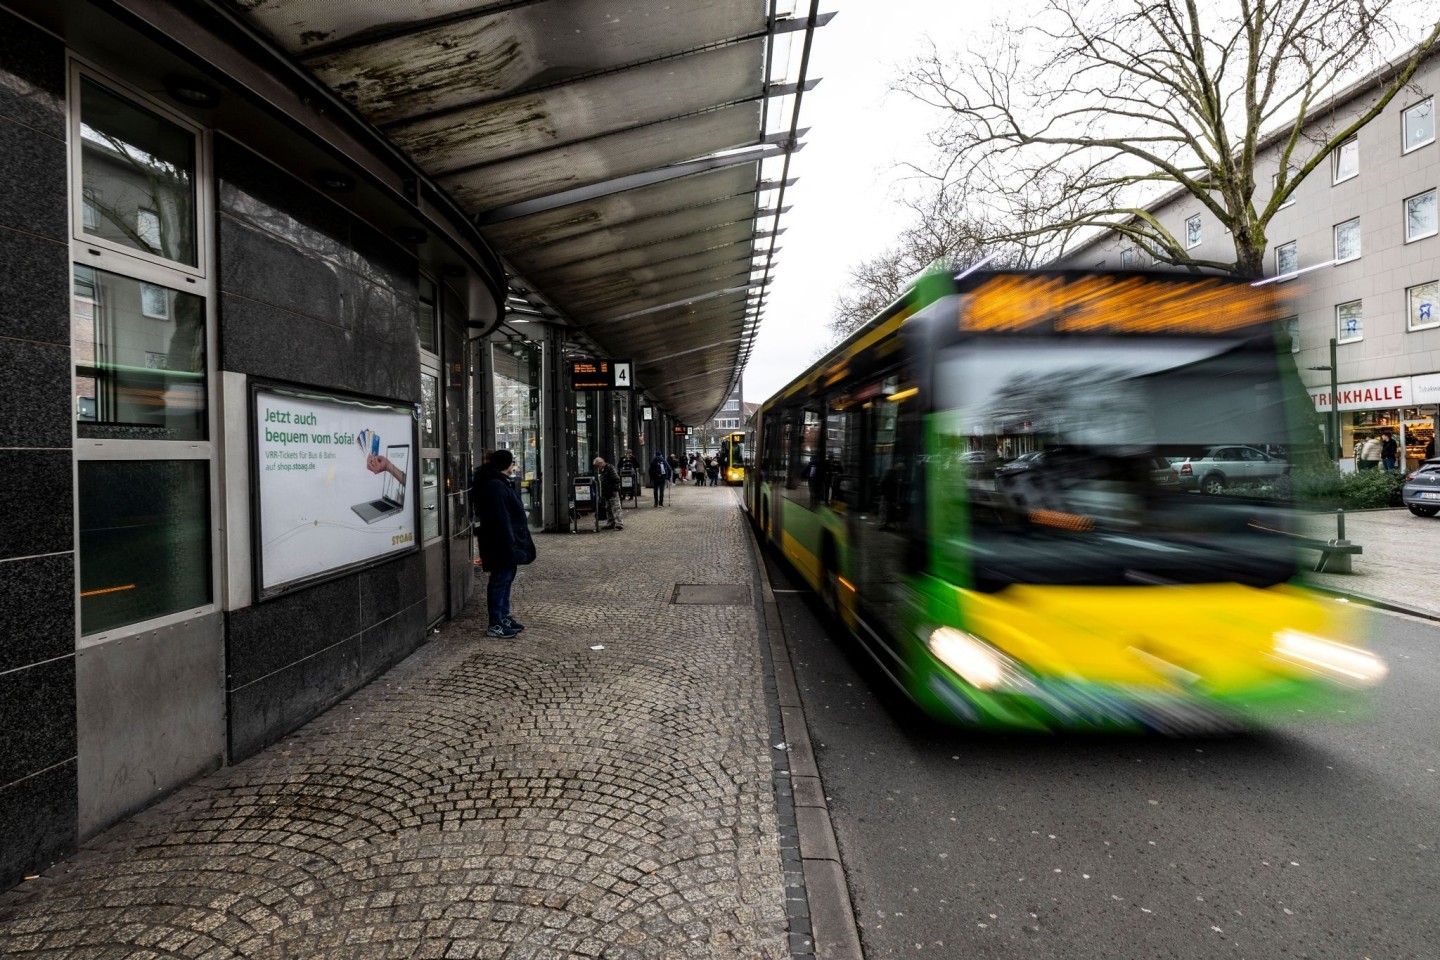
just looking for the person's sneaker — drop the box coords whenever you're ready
[501,617,525,632]
[486,623,517,639]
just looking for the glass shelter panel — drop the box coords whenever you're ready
[493,341,545,528]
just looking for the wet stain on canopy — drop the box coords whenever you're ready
[224,0,815,423]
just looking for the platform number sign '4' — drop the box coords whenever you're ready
[613,362,632,388]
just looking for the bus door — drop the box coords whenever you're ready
[850,378,919,648]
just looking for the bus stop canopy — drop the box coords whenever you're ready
[226,0,824,424]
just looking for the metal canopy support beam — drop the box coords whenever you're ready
[475,138,804,225]
[773,11,837,32]
[581,281,768,327]
[765,79,821,97]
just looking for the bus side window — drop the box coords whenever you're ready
[801,407,823,506]
[780,410,796,488]
[762,417,780,480]
[825,399,860,508]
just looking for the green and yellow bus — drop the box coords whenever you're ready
[718,431,746,486]
[745,269,1384,732]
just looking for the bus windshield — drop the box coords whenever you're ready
[932,336,1301,591]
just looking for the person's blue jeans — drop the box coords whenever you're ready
[487,565,517,626]
[1383,457,1397,471]
[653,478,666,505]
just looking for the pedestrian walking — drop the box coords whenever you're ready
[472,449,536,639]
[1380,430,1399,472]
[1359,435,1383,471]
[594,456,624,529]
[707,455,719,486]
[649,450,670,506]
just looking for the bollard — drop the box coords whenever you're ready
[1326,507,1353,573]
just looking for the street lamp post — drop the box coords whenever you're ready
[1306,337,1340,460]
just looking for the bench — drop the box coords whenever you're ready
[1296,537,1363,573]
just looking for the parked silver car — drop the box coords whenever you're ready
[1175,445,1289,494]
[1402,458,1440,516]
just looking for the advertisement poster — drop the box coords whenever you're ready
[254,386,417,594]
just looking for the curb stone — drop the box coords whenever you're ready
[743,494,865,960]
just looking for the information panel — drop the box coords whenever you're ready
[253,385,417,596]
[569,358,634,390]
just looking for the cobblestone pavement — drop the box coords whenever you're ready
[1302,507,1440,618]
[0,485,791,959]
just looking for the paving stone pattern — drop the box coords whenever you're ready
[1301,508,1440,618]
[0,485,789,959]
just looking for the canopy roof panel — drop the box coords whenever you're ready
[225,0,820,423]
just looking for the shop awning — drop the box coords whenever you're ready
[224,0,824,424]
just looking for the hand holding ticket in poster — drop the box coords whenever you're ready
[255,388,417,594]
[352,429,409,523]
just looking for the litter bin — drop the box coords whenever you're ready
[619,467,640,506]
[570,475,601,533]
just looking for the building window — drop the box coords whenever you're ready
[77,76,198,268]
[1405,189,1438,242]
[1272,170,1296,208]
[1275,240,1297,279]
[70,67,213,639]
[1333,217,1361,263]
[1337,300,1363,343]
[1281,315,1300,353]
[1185,215,1202,248]
[417,274,439,354]
[1408,281,1439,331]
[1120,249,1134,268]
[139,281,169,319]
[1333,137,1359,183]
[1403,97,1435,153]
[724,398,740,411]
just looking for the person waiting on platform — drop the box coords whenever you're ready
[472,448,535,639]
[593,456,624,529]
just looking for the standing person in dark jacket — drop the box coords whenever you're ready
[649,451,670,506]
[1380,430,1399,471]
[593,456,624,529]
[472,449,535,638]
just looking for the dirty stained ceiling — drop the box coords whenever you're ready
[224,0,821,424]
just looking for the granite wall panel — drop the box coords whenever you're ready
[0,449,72,560]
[225,573,362,688]
[0,336,70,449]
[226,633,366,761]
[216,138,427,761]
[358,599,428,680]
[0,14,77,892]
[0,114,67,242]
[0,761,76,892]
[0,9,66,139]
[0,225,68,345]
[0,554,74,675]
[0,657,76,787]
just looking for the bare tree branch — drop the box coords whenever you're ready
[896,0,1440,277]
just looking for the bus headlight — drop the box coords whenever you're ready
[927,626,1034,692]
[1271,630,1387,686]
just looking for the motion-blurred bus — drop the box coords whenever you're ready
[718,431,746,486]
[745,269,1384,732]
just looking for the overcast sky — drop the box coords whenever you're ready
[743,1,996,402]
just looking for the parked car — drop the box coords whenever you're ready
[1175,445,1289,494]
[1402,458,1440,516]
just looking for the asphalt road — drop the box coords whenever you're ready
[766,553,1440,960]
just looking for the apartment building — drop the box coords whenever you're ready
[1062,50,1439,469]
